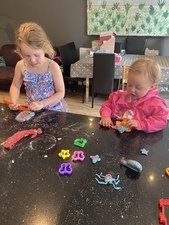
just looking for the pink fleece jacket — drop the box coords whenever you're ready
[100,88,168,133]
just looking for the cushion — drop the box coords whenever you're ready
[0,44,21,67]
[0,57,6,67]
[0,67,14,84]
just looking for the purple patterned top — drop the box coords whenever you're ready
[23,62,66,112]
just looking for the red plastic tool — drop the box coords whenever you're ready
[3,99,29,111]
[159,198,169,225]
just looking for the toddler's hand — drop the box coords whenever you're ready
[126,119,138,129]
[99,117,113,127]
[29,101,44,111]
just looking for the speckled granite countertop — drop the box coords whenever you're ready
[0,103,169,225]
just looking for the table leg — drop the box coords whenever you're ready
[117,79,122,90]
[85,78,90,102]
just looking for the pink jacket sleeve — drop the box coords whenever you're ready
[99,91,123,117]
[136,100,168,133]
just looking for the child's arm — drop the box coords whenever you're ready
[99,96,113,118]
[99,91,123,127]
[126,101,168,133]
[99,94,114,127]
[29,61,65,111]
[137,113,168,133]
[9,61,24,110]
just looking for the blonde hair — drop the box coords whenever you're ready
[15,22,55,59]
[128,58,161,86]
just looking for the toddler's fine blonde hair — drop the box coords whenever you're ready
[128,58,161,86]
[15,22,55,59]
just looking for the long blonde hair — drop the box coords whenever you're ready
[15,22,55,59]
[128,58,161,86]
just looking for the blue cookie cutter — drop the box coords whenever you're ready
[90,155,101,164]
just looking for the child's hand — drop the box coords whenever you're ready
[99,117,113,127]
[126,119,138,129]
[9,103,19,111]
[29,101,44,111]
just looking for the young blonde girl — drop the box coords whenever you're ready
[9,22,66,112]
[99,58,168,133]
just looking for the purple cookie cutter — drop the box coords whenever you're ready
[58,163,73,175]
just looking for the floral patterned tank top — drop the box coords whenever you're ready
[23,60,66,112]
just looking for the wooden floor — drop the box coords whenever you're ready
[0,90,106,117]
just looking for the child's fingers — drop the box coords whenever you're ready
[126,120,137,129]
[99,119,112,127]
[9,103,19,110]
[29,102,43,111]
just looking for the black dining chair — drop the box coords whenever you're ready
[126,37,147,55]
[57,42,85,94]
[114,42,122,53]
[91,53,115,108]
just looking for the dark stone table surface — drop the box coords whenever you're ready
[0,103,169,225]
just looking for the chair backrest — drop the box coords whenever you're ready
[93,53,115,95]
[126,37,147,55]
[57,42,79,77]
[114,42,122,53]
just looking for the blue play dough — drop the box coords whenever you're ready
[120,159,143,173]
[15,111,35,122]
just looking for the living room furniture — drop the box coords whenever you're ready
[91,53,115,107]
[114,42,122,53]
[0,44,21,91]
[71,54,169,102]
[0,103,169,225]
[57,42,85,95]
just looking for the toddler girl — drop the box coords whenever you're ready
[99,58,168,133]
[9,22,67,112]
